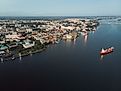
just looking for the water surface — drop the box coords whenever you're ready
[0,21,121,91]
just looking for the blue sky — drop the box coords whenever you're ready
[0,0,121,16]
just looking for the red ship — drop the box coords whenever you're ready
[100,47,114,55]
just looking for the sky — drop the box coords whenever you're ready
[0,0,121,16]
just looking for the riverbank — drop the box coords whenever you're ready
[0,18,99,61]
[0,40,47,61]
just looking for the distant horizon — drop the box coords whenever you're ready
[0,15,121,17]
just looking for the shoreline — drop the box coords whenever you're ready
[0,18,99,62]
[1,47,47,61]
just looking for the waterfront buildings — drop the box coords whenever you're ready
[0,18,99,61]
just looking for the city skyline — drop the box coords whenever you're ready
[0,0,121,16]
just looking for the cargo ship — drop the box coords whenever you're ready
[100,47,114,55]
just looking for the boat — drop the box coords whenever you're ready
[66,34,73,40]
[100,47,114,55]
[81,31,88,36]
[55,40,59,44]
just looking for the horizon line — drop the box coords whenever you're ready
[0,15,121,17]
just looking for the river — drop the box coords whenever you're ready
[0,19,121,91]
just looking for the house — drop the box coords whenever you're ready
[0,44,8,50]
[22,40,35,49]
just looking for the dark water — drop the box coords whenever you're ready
[0,22,121,91]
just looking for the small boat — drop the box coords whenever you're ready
[81,31,88,36]
[100,47,114,55]
[55,40,59,44]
